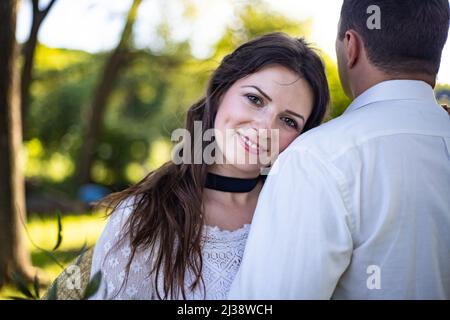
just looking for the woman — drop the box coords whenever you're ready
[89,32,330,299]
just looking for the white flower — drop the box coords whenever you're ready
[126,285,138,297]
[131,262,143,274]
[109,257,119,268]
[118,270,125,283]
[103,241,112,252]
[121,246,131,258]
[107,281,116,295]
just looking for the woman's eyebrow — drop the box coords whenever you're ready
[285,109,305,123]
[241,85,272,102]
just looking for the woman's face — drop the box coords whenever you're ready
[213,64,314,177]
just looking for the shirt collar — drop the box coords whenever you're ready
[344,80,437,114]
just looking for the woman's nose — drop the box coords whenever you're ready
[253,108,277,130]
[251,109,278,147]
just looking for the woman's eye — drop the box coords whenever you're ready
[281,117,298,129]
[246,94,263,106]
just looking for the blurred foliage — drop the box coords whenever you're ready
[213,1,312,59]
[23,2,351,195]
[322,53,352,119]
[436,83,450,106]
[3,212,106,300]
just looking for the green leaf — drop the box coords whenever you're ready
[52,212,63,251]
[47,282,58,300]
[75,242,88,265]
[82,271,102,300]
[11,272,35,299]
[33,274,41,299]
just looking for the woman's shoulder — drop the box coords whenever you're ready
[90,195,155,299]
[94,195,142,255]
[110,195,139,222]
[99,195,141,238]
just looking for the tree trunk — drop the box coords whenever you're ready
[0,0,35,289]
[76,0,142,185]
[21,0,57,139]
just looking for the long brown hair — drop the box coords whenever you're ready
[95,32,330,299]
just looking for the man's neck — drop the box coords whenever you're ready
[350,72,436,100]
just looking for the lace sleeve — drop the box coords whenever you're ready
[89,197,155,300]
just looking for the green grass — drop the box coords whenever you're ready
[0,212,107,300]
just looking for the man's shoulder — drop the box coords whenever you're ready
[288,100,450,159]
[288,112,359,158]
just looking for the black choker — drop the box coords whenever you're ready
[205,172,261,193]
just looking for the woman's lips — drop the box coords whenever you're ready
[236,132,269,155]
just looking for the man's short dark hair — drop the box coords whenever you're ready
[339,0,449,76]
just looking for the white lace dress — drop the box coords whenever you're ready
[89,198,250,300]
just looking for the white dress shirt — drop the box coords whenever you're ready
[228,80,450,299]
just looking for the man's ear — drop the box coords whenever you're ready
[343,30,362,69]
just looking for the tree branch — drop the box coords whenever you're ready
[41,0,57,18]
[31,0,39,15]
[32,0,57,25]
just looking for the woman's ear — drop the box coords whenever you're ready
[343,30,362,69]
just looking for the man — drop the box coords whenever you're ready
[228,0,450,299]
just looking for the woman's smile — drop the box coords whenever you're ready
[235,128,268,155]
[238,132,260,155]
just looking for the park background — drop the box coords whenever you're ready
[1,0,449,299]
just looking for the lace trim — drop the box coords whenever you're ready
[202,224,250,242]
